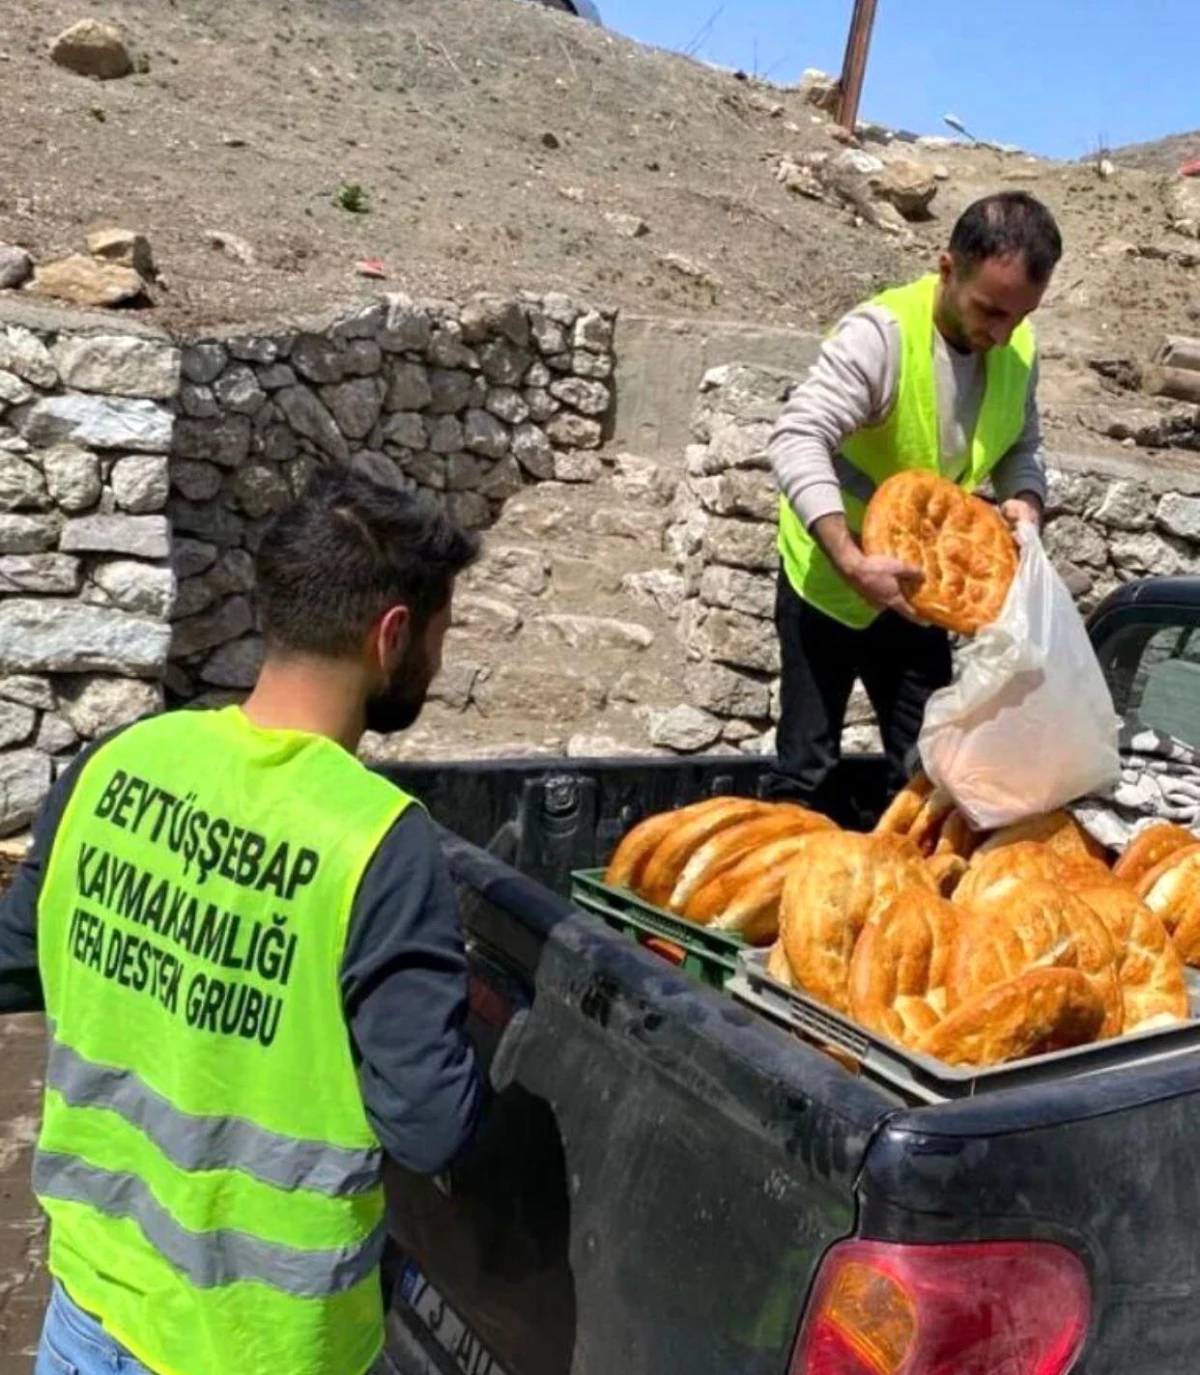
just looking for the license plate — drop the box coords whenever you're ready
[398,1261,511,1375]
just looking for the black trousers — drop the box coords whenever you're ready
[764,567,952,814]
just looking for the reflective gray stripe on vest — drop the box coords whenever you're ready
[34,1151,386,1298]
[832,452,877,506]
[47,1038,381,1199]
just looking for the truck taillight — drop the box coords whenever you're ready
[791,1239,1090,1375]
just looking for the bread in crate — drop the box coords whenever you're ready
[603,789,1199,1069]
[603,798,833,943]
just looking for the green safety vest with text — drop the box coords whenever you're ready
[34,705,415,1375]
[777,272,1036,628]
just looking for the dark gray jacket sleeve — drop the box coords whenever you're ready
[0,742,106,1014]
[341,805,484,1175]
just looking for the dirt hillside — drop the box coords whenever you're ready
[1111,131,1200,174]
[0,0,1195,378]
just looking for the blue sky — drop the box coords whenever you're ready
[596,0,1200,161]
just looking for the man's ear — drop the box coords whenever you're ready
[373,605,412,670]
[937,250,955,285]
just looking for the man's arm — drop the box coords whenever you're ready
[770,308,895,527]
[341,806,484,1176]
[0,742,105,1014]
[993,354,1048,527]
[769,307,923,618]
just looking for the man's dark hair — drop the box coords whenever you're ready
[255,465,480,657]
[948,192,1063,285]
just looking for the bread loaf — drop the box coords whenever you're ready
[950,880,1123,1038]
[934,809,982,860]
[927,852,967,898]
[907,788,956,856]
[780,831,936,1014]
[874,771,934,836]
[953,839,1110,910]
[974,810,1108,866]
[604,797,738,890]
[667,805,833,913]
[848,887,961,1046]
[918,968,1105,1067]
[953,841,1068,908]
[767,940,797,988]
[685,834,815,926]
[705,836,827,944]
[861,470,1018,635]
[1113,822,1197,887]
[638,798,770,907]
[1136,843,1200,966]
[1074,881,1189,1031]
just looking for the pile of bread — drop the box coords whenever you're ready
[604,776,1200,1068]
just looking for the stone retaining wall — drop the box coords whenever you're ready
[667,362,1200,758]
[165,291,615,704]
[0,292,616,833]
[5,309,1200,832]
[0,317,175,829]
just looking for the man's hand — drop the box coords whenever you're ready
[843,551,925,621]
[999,492,1044,530]
[812,511,925,621]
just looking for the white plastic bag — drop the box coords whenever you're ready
[917,522,1121,831]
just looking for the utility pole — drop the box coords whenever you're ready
[837,0,879,133]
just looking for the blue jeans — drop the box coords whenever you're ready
[35,1283,152,1374]
[35,1279,398,1374]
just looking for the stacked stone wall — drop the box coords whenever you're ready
[0,292,617,832]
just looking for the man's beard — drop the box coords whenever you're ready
[937,293,973,352]
[364,645,434,735]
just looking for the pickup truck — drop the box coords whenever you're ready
[378,574,1200,1375]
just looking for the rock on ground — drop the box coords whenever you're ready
[49,19,134,80]
[30,256,148,308]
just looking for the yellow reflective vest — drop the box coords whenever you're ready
[778,272,1036,628]
[35,706,414,1375]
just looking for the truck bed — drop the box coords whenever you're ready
[378,751,1200,1375]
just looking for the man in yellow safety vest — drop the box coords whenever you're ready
[0,465,486,1375]
[765,191,1063,818]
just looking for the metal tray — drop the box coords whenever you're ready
[730,949,1200,1105]
[570,869,746,989]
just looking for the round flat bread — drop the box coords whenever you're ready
[954,841,1070,908]
[604,797,739,890]
[780,831,935,1014]
[767,940,797,989]
[849,886,961,1047]
[918,968,1104,1068]
[861,470,1017,635]
[874,770,934,836]
[934,809,983,860]
[926,852,967,898]
[975,810,1109,866]
[638,798,770,907]
[1074,882,1189,1032]
[1137,844,1200,966]
[1113,822,1197,888]
[951,880,1123,1039]
[667,805,833,913]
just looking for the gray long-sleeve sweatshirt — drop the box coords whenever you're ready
[770,303,1048,531]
